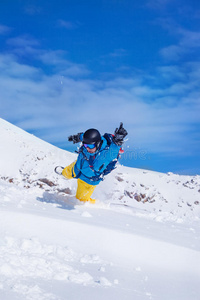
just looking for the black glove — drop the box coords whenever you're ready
[68,132,83,144]
[113,122,128,146]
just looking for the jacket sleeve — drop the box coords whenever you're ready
[62,161,77,179]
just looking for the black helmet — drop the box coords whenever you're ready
[83,128,101,148]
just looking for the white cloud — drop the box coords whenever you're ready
[6,35,41,58]
[0,54,41,79]
[7,35,40,48]
[180,29,200,49]
[160,45,182,61]
[39,50,90,77]
[5,36,90,78]
[0,50,199,160]
[159,23,200,61]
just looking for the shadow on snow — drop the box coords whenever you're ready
[36,191,80,211]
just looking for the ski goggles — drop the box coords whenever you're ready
[83,143,96,149]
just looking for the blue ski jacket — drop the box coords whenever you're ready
[72,133,121,185]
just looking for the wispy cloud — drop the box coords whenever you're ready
[39,50,90,77]
[6,35,40,57]
[0,24,11,35]
[0,53,41,79]
[0,48,199,160]
[5,36,90,78]
[108,49,128,58]
[160,27,200,61]
[146,0,174,10]
[24,5,42,15]
[7,35,40,48]
[0,24,199,172]
[146,1,200,65]
[57,19,80,30]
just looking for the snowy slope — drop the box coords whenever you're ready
[0,118,200,300]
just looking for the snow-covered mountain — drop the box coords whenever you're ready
[0,118,200,300]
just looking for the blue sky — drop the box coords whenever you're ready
[0,0,200,175]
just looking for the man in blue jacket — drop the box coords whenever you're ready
[62,122,128,203]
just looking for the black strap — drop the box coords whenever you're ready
[54,166,64,175]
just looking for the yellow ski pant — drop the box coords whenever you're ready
[62,161,96,202]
